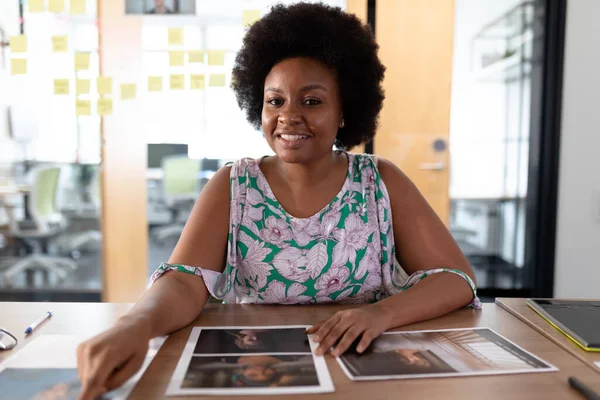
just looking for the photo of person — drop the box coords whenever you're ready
[194,328,311,354]
[339,328,556,380]
[124,0,196,15]
[0,368,81,400]
[182,355,320,389]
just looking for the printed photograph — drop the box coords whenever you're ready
[194,328,311,354]
[0,368,81,400]
[182,355,320,389]
[125,0,196,15]
[339,328,555,380]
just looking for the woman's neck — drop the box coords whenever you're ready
[274,151,345,189]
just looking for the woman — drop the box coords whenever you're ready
[76,3,479,399]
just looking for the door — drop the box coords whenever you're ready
[375,0,455,224]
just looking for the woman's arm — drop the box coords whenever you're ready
[371,158,476,328]
[77,166,231,400]
[309,158,476,356]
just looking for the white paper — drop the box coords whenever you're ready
[167,325,334,396]
[0,334,165,400]
[595,361,600,368]
[337,327,557,381]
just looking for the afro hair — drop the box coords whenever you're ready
[231,2,385,149]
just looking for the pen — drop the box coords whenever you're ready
[24,311,53,335]
[568,376,600,400]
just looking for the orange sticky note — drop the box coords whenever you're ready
[54,79,70,95]
[70,0,86,15]
[48,0,65,13]
[168,28,184,46]
[120,83,136,100]
[10,36,27,53]
[52,36,68,52]
[76,99,91,116]
[148,76,163,92]
[190,74,205,90]
[169,51,185,67]
[207,50,225,66]
[243,10,261,27]
[28,0,45,12]
[170,74,185,90]
[97,77,113,95]
[76,79,90,95]
[209,74,226,87]
[188,50,204,63]
[74,53,90,70]
[97,98,113,116]
[11,59,27,75]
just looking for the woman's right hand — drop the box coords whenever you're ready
[76,317,151,400]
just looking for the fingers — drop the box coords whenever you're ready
[356,329,378,353]
[77,343,126,400]
[105,350,146,391]
[331,326,365,357]
[315,317,352,356]
[305,322,322,335]
[311,313,341,345]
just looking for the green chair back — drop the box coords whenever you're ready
[162,156,200,197]
[33,167,61,218]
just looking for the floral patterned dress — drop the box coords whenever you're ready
[150,152,481,308]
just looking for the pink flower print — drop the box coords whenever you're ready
[230,179,244,225]
[332,214,368,266]
[247,187,264,206]
[260,281,312,304]
[290,218,319,247]
[315,265,350,296]
[237,233,272,291]
[360,270,383,293]
[377,196,391,234]
[272,247,311,282]
[260,216,292,246]
[361,165,376,186]
[333,286,355,302]
[355,241,379,280]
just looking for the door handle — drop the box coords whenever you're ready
[418,162,445,171]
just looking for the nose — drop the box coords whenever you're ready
[278,102,302,125]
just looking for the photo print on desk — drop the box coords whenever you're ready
[168,326,334,396]
[338,327,557,381]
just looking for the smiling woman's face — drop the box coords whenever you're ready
[262,57,343,164]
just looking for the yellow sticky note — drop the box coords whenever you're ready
[52,36,68,52]
[148,76,163,92]
[207,50,225,66]
[97,77,113,95]
[76,79,90,95]
[10,36,27,53]
[70,0,86,15]
[209,74,226,87]
[168,28,184,46]
[190,74,205,90]
[243,10,261,27]
[48,0,65,13]
[170,74,185,90]
[74,53,90,70]
[121,83,136,100]
[76,99,91,116]
[28,0,45,12]
[97,98,113,116]
[11,59,27,75]
[188,50,205,63]
[54,79,70,95]
[169,51,185,67]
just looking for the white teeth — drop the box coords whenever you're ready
[280,134,308,141]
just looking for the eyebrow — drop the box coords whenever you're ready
[264,84,328,93]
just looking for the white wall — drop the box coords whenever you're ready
[554,0,600,298]
[0,0,20,161]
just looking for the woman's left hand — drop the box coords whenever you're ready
[306,304,392,357]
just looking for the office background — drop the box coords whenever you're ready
[0,0,597,302]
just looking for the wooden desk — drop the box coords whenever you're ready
[496,297,600,373]
[2,302,600,400]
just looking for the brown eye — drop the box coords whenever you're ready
[303,98,321,106]
[268,98,283,106]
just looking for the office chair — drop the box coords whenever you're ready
[151,156,200,244]
[61,167,101,258]
[0,165,77,286]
